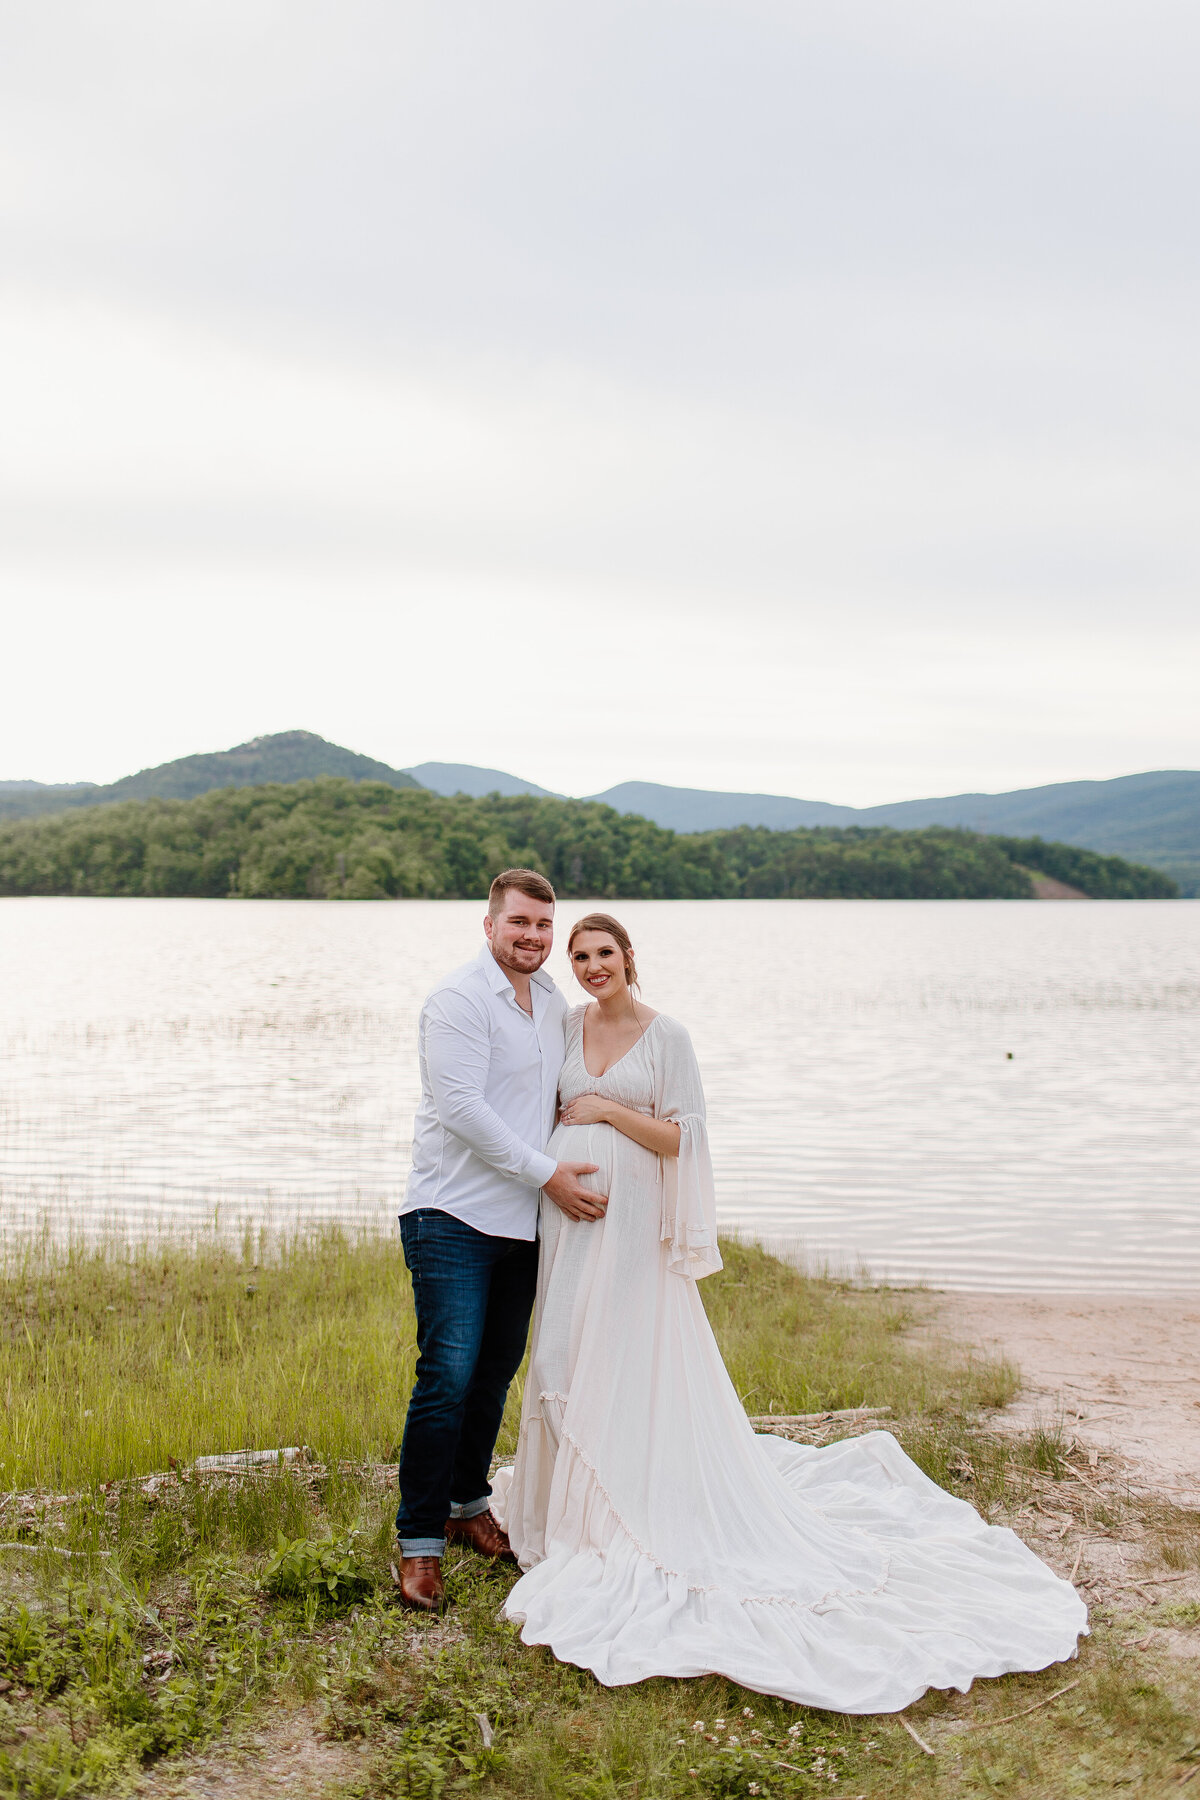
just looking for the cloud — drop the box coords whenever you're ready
[1,1,1197,798]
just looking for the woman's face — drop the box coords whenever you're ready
[569,931,630,1000]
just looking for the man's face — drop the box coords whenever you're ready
[484,889,555,976]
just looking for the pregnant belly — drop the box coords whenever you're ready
[549,1120,614,1193]
[548,1120,659,1197]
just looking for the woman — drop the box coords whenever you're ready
[491,914,1085,1713]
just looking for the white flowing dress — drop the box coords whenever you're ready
[490,1008,1086,1714]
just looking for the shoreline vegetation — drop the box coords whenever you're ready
[2,1230,1198,1796]
[0,778,1178,902]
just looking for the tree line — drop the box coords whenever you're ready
[0,778,1178,901]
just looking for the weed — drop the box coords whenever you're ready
[261,1528,375,1607]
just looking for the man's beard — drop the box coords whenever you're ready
[491,939,549,974]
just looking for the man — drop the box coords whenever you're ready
[395,867,608,1612]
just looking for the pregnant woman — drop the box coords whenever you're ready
[491,913,1086,1713]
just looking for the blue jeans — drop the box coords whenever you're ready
[396,1208,539,1557]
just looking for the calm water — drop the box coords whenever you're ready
[2,898,1198,1290]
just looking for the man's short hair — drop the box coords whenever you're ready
[488,867,556,916]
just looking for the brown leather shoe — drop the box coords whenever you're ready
[395,1555,445,1612]
[444,1509,516,1562]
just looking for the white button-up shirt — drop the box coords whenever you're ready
[401,944,569,1240]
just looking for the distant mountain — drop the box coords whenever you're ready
[406,761,560,799]
[852,771,1200,894]
[585,781,856,832]
[587,770,1200,895]
[0,731,421,821]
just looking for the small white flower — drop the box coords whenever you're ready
[691,1720,704,1732]
[714,1719,726,1729]
[742,1706,754,1717]
[749,1786,762,1796]
[749,1730,763,1741]
[788,1723,803,1738]
[728,1736,741,1747]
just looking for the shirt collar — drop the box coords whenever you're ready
[476,942,557,997]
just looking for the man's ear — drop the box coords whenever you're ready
[483,913,494,943]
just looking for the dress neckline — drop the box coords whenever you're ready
[578,1008,662,1080]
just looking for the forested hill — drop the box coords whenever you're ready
[0,779,1176,901]
[0,731,420,820]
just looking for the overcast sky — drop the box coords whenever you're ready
[2,0,1197,803]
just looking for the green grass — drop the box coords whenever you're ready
[2,1231,1198,1798]
[0,1231,1011,1496]
[706,1241,1017,1420]
[0,1225,417,1492]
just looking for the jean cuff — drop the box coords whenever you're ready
[399,1536,445,1558]
[449,1495,492,1520]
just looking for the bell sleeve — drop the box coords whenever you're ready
[652,1018,723,1281]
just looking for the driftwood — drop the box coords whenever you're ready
[749,1407,892,1444]
[191,1447,308,1474]
[750,1406,892,1427]
[0,1542,109,1558]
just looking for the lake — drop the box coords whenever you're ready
[2,897,1197,1291]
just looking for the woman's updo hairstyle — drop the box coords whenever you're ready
[567,913,640,992]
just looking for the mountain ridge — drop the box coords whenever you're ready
[2,738,1196,893]
[584,771,1200,895]
[405,761,560,799]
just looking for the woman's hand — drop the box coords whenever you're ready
[560,1091,682,1158]
[559,1092,612,1127]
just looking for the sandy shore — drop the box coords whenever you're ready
[934,1289,1200,1502]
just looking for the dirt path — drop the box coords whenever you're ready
[132,1706,368,1799]
[934,1290,1200,1503]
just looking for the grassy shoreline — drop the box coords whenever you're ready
[2,1231,1198,1797]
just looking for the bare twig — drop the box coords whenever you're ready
[1063,1464,1108,1499]
[960,1678,1081,1731]
[898,1714,936,1755]
[1070,1541,1084,1582]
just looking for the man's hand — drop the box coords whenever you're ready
[544,1162,608,1222]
